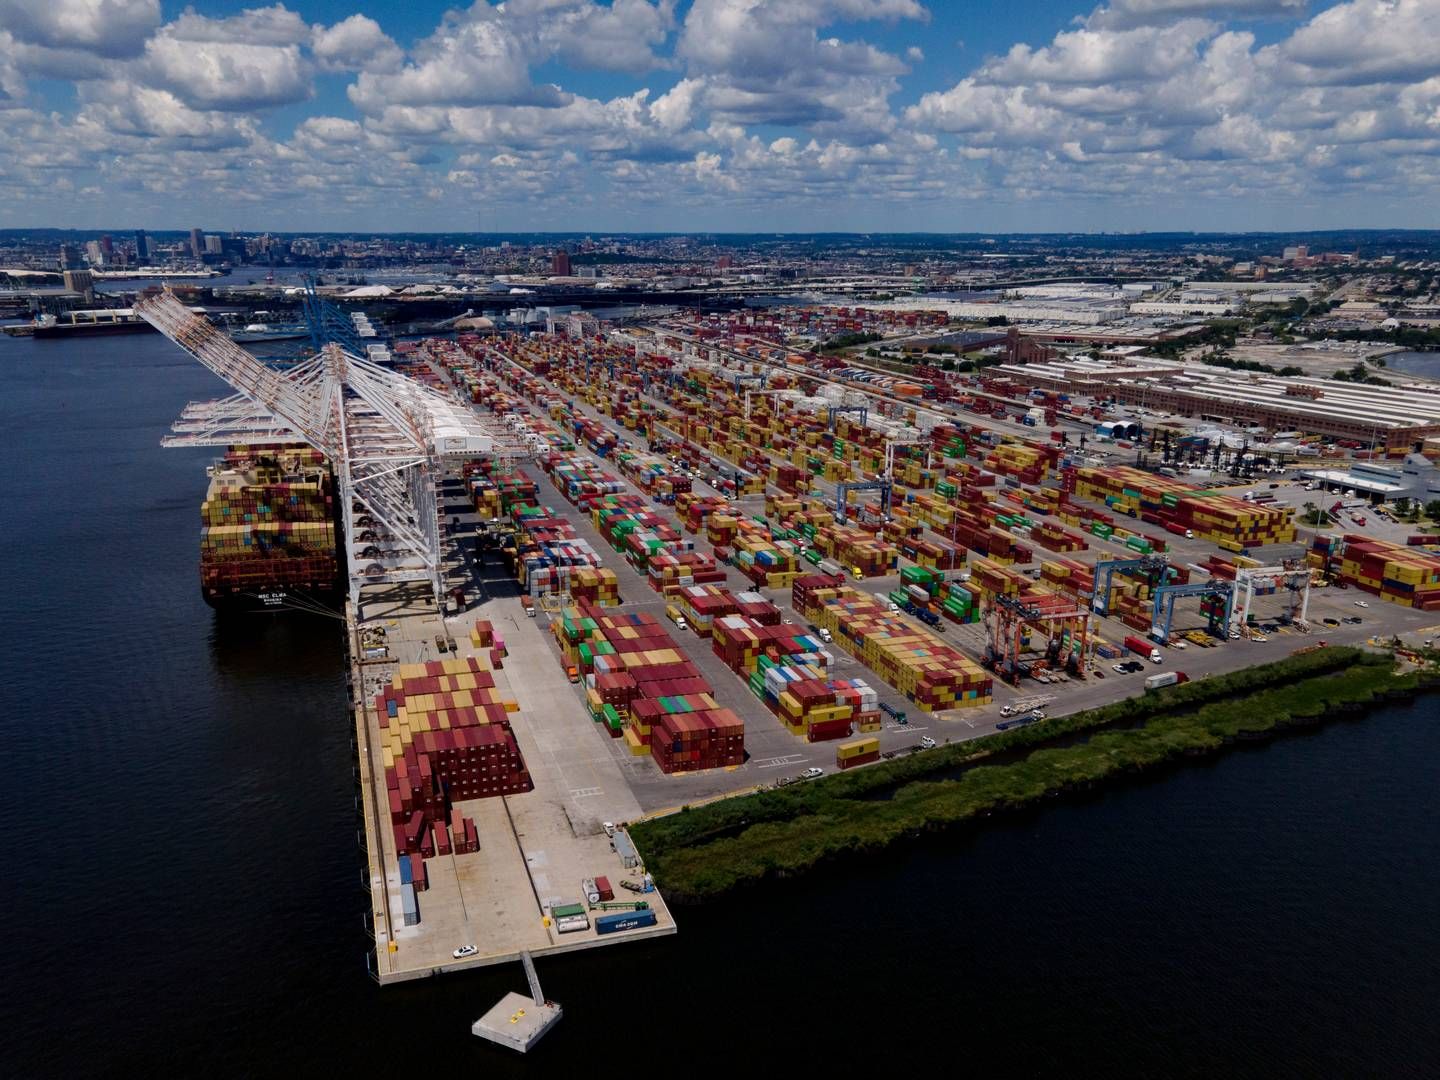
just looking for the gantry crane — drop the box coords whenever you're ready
[744,387,789,421]
[1233,559,1312,632]
[1089,554,1170,615]
[833,479,892,524]
[983,594,1091,684]
[827,404,869,431]
[884,433,932,480]
[137,290,527,616]
[1150,581,1235,643]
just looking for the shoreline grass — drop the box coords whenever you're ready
[631,648,1428,903]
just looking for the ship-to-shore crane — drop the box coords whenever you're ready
[137,290,526,615]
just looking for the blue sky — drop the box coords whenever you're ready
[1,1,1437,233]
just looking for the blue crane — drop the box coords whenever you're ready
[300,275,366,354]
[1089,554,1170,615]
[1150,581,1234,643]
[834,479,892,523]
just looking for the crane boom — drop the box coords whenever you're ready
[136,290,527,614]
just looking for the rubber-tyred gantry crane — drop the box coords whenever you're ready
[136,290,527,614]
[983,593,1092,685]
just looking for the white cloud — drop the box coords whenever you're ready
[76,79,259,148]
[982,19,1217,85]
[1089,0,1306,29]
[518,0,678,74]
[5,0,1440,228]
[674,0,927,138]
[649,78,704,130]
[0,32,28,106]
[165,4,307,45]
[1275,0,1440,84]
[348,10,565,111]
[127,4,313,111]
[311,15,403,74]
[906,0,1440,211]
[0,0,159,58]
[143,36,310,111]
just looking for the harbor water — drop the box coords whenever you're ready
[1379,349,1440,379]
[2,332,1438,1077]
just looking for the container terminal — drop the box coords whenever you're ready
[135,289,1440,987]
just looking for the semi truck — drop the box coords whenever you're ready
[1124,634,1164,664]
[1144,671,1189,691]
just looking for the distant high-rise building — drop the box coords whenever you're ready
[84,239,105,267]
[204,234,222,255]
[134,229,151,262]
[551,250,572,276]
[59,244,81,270]
[99,234,114,259]
[189,227,204,258]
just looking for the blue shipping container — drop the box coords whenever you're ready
[595,909,658,935]
[399,854,412,885]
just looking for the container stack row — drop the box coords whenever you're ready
[1073,466,1296,549]
[1310,533,1440,608]
[374,657,532,865]
[555,600,746,771]
[795,577,993,712]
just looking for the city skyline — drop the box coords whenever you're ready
[0,0,1437,233]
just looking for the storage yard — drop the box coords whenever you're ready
[146,298,1440,986]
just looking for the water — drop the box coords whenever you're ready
[4,333,1439,1076]
[1381,350,1440,379]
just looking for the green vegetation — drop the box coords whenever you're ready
[1331,361,1392,386]
[1331,325,1440,349]
[1199,351,1303,376]
[821,331,883,353]
[632,649,1424,903]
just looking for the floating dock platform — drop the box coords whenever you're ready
[472,994,562,1052]
[471,951,562,1053]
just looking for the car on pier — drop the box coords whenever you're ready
[453,944,479,960]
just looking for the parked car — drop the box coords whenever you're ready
[453,944,479,960]
[800,767,824,780]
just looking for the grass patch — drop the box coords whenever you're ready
[632,648,1424,903]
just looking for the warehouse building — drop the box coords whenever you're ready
[1299,455,1440,501]
[992,355,1440,451]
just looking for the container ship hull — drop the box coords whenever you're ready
[199,445,341,614]
[202,578,342,614]
[33,319,156,337]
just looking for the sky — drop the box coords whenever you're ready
[1,0,1438,234]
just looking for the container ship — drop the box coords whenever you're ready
[198,444,341,612]
[29,309,158,337]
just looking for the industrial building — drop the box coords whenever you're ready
[993,355,1440,450]
[1299,455,1440,502]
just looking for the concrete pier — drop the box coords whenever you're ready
[349,581,675,985]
